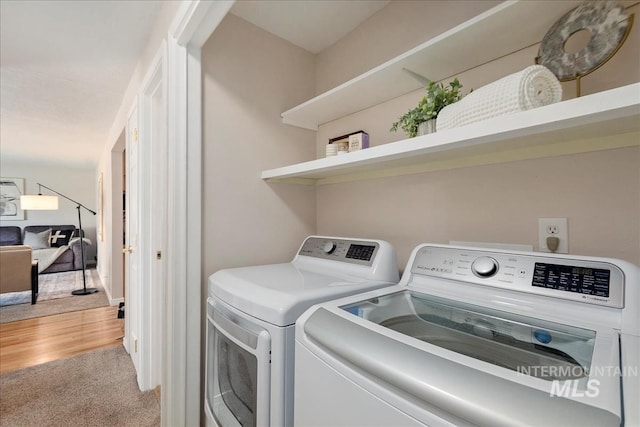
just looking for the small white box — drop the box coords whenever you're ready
[348,132,369,151]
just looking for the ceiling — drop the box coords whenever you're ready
[230,1,390,54]
[0,0,163,169]
[0,0,390,170]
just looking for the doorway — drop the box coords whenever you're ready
[120,43,168,392]
[109,131,126,306]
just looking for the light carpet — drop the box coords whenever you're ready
[0,269,109,323]
[0,346,160,427]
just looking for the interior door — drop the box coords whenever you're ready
[125,102,141,382]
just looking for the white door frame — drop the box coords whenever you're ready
[138,41,167,391]
[164,1,234,426]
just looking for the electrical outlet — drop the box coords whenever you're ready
[546,224,560,235]
[538,218,568,253]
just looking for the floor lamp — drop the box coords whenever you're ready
[20,183,98,295]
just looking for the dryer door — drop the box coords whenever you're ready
[206,298,271,427]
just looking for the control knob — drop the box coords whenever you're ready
[323,242,337,254]
[471,256,498,277]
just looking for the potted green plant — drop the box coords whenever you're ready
[390,78,463,138]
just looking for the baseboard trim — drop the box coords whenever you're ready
[110,297,125,306]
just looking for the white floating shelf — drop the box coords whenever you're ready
[280,0,582,131]
[264,84,640,184]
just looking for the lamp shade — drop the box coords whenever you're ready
[20,195,59,210]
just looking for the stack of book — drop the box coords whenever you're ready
[326,131,369,157]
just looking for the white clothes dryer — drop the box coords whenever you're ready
[205,236,399,427]
[295,244,639,426]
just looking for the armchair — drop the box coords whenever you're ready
[0,245,39,304]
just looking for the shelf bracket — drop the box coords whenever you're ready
[402,68,431,87]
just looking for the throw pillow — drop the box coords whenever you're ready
[24,228,52,250]
[50,228,72,247]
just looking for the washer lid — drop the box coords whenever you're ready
[342,290,598,380]
[301,305,621,427]
[209,263,394,326]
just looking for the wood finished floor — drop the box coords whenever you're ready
[0,305,124,375]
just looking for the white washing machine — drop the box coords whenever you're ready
[205,236,399,427]
[295,244,640,426]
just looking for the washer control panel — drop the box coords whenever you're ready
[299,237,379,266]
[410,245,624,308]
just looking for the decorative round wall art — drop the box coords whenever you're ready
[536,1,633,95]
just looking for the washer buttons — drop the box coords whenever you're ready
[471,257,499,277]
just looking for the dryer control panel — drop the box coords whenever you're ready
[410,246,624,308]
[298,237,379,266]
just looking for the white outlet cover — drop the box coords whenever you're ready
[538,218,568,253]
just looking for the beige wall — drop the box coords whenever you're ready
[200,2,640,270]
[317,146,640,269]
[314,1,640,268]
[201,14,317,276]
[316,2,640,157]
[315,0,501,94]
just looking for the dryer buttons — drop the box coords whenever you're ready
[323,242,337,254]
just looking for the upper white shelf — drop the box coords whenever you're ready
[264,84,640,184]
[280,0,582,131]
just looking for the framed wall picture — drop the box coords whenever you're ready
[98,173,104,242]
[0,177,25,220]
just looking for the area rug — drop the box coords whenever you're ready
[0,346,159,427]
[0,269,109,323]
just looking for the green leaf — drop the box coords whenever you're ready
[390,77,467,137]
